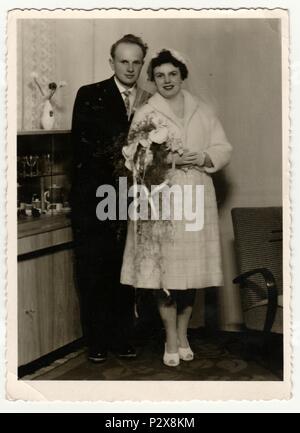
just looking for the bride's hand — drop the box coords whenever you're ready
[167,150,214,168]
[168,149,200,166]
[178,151,214,168]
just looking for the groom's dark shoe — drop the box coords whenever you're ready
[116,344,137,359]
[88,347,108,363]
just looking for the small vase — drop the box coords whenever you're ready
[41,100,55,130]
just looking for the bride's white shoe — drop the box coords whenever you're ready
[178,337,194,361]
[178,345,194,361]
[163,344,180,367]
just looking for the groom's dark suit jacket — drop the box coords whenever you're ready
[72,76,128,221]
[71,76,150,232]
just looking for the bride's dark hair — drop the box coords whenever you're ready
[147,49,189,81]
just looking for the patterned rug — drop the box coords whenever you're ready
[22,333,282,381]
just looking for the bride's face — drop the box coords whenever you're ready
[153,63,182,99]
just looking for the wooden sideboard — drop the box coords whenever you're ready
[17,131,82,367]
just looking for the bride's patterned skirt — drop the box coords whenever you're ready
[120,169,224,290]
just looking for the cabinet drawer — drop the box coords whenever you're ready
[18,227,73,255]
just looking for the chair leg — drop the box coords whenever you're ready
[261,332,283,378]
[239,330,265,361]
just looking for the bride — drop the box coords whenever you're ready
[121,48,232,367]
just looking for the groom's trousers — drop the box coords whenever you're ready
[71,210,135,352]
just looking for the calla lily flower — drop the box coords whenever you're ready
[149,126,168,144]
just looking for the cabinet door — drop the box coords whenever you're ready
[18,254,53,366]
[52,248,82,349]
[18,246,82,366]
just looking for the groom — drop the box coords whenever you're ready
[71,34,150,362]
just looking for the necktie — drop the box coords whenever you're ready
[123,89,131,119]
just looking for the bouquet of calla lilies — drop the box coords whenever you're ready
[123,112,183,220]
[123,112,183,190]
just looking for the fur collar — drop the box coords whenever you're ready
[148,90,199,128]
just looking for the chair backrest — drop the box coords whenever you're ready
[231,207,282,311]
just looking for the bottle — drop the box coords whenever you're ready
[32,194,41,209]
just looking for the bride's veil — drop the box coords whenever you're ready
[181,52,219,114]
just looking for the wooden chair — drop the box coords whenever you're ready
[231,207,283,369]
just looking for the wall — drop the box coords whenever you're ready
[17,18,282,330]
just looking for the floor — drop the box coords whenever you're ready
[21,330,283,381]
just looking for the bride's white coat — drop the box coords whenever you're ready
[121,90,232,290]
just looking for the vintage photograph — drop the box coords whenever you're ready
[6,8,290,400]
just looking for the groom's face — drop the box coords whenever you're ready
[110,42,144,88]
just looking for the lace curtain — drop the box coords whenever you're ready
[18,20,60,130]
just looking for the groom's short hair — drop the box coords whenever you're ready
[110,34,148,59]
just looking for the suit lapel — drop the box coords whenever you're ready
[182,90,199,128]
[104,76,128,121]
